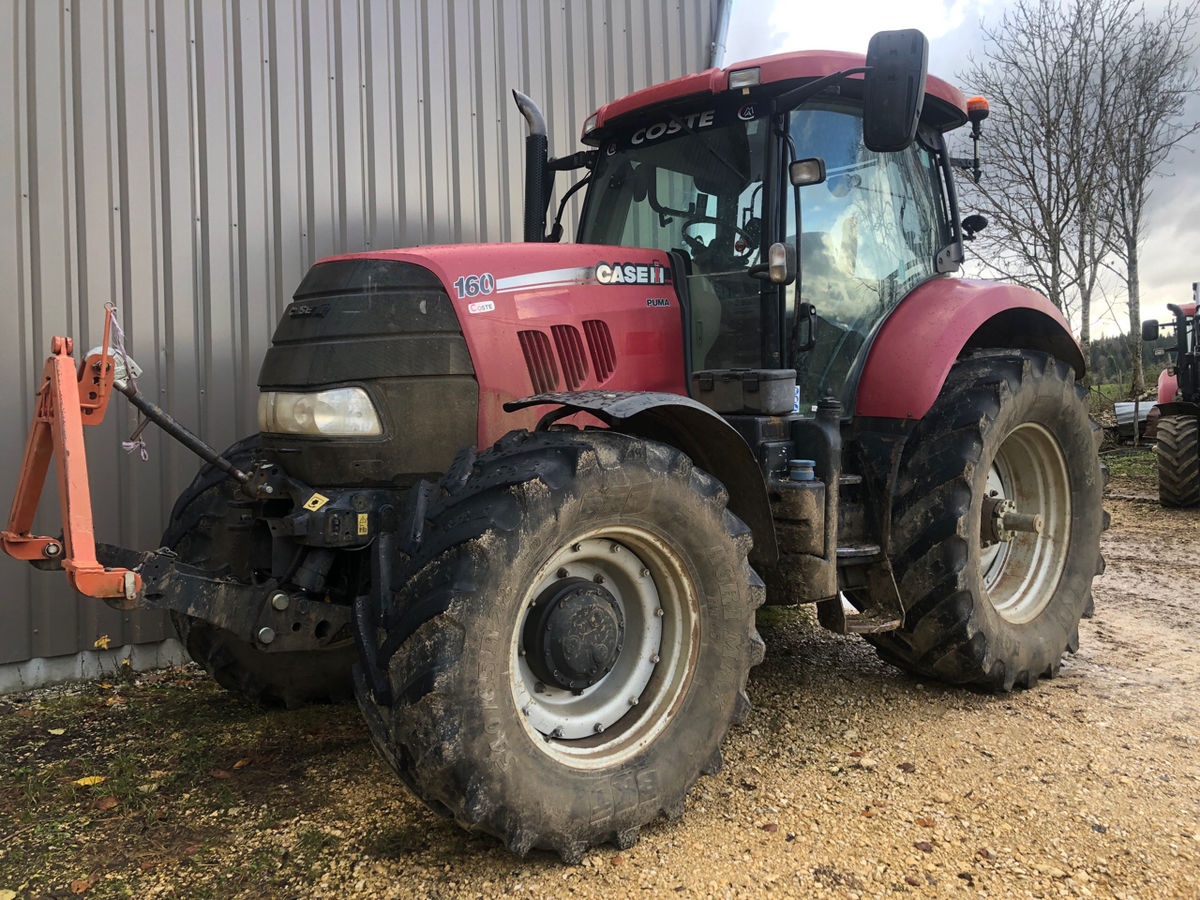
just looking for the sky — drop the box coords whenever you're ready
[723,0,1200,336]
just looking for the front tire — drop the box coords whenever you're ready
[1156,414,1200,507]
[354,430,764,860]
[866,352,1105,691]
[163,437,356,708]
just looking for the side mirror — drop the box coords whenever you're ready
[1142,320,1160,342]
[863,29,928,153]
[749,242,797,285]
[789,158,826,187]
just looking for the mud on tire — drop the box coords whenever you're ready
[354,430,765,861]
[866,351,1106,691]
[163,436,355,708]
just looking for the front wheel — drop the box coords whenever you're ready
[163,436,356,708]
[866,351,1105,691]
[1156,414,1200,507]
[354,430,765,860]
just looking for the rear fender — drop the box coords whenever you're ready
[1156,400,1200,419]
[856,279,1084,420]
[505,391,778,566]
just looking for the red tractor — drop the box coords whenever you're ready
[4,31,1105,860]
[1142,283,1200,506]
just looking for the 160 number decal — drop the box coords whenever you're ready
[453,273,495,299]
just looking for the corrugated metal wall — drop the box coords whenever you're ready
[0,0,717,666]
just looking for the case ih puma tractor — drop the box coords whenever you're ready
[1143,283,1200,506]
[4,31,1105,860]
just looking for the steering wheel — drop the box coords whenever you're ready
[681,216,757,258]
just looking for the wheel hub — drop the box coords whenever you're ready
[523,578,625,692]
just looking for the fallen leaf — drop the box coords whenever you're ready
[232,757,252,769]
[861,807,877,818]
[74,775,106,787]
[897,762,917,773]
[138,861,156,872]
[182,844,202,857]
[48,728,66,736]
[849,750,864,758]
[69,875,97,894]
[914,841,934,853]
[760,823,779,833]
[93,796,119,811]
[610,854,623,865]
[209,769,232,780]
[916,817,936,828]
[905,876,921,887]
[98,683,112,690]
[0,890,18,900]
[93,635,111,650]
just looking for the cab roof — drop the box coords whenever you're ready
[582,49,968,143]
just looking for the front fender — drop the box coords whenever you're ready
[856,279,1084,420]
[505,391,777,566]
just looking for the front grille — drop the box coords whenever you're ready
[552,324,589,390]
[583,319,616,383]
[518,330,560,394]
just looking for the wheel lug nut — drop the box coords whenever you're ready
[655,607,664,617]
[629,696,639,706]
[640,568,650,578]
[609,543,620,553]
[593,574,605,584]
[650,653,660,664]
[594,723,604,733]
[557,568,568,579]
[571,543,582,552]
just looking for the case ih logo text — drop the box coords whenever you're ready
[595,261,671,285]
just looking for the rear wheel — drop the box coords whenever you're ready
[1156,414,1200,507]
[354,430,764,860]
[164,437,355,708]
[867,352,1105,690]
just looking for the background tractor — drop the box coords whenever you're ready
[1143,283,1200,506]
[3,30,1106,860]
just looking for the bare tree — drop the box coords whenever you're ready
[956,0,1138,356]
[1105,2,1200,396]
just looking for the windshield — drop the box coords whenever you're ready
[579,108,771,370]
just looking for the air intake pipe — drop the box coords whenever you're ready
[513,90,550,242]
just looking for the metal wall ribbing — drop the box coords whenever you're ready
[0,0,717,666]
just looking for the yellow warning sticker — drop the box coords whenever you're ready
[357,513,369,536]
[303,493,330,511]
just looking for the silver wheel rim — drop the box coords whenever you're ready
[979,422,1071,623]
[509,527,698,769]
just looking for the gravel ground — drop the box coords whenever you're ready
[4,468,1199,898]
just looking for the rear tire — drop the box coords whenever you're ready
[164,437,355,708]
[354,430,764,860]
[1155,415,1200,507]
[866,352,1105,691]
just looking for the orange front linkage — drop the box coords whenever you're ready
[2,309,143,603]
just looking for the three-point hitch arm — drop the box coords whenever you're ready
[2,307,249,606]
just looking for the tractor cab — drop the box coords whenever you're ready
[574,34,969,415]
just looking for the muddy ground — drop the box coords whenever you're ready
[1,453,1198,897]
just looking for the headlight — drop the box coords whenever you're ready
[258,387,383,436]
